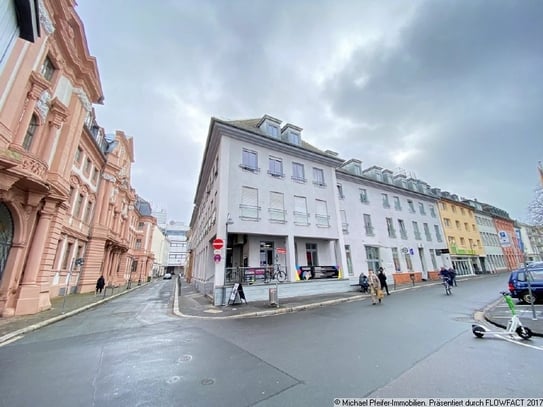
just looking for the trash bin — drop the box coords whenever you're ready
[269,287,278,307]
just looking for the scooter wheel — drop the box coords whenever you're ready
[516,326,533,340]
[472,325,485,338]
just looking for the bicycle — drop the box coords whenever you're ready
[441,276,452,295]
[264,265,287,283]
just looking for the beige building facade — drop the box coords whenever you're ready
[0,0,154,316]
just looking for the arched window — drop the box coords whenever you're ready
[22,114,39,150]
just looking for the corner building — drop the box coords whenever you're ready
[0,0,154,316]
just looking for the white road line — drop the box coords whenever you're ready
[0,335,23,347]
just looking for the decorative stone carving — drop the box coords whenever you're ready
[102,173,116,182]
[36,90,51,119]
[38,0,55,34]
[21,156,47,177]
[73,88,91,112]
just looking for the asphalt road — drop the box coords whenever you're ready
[0,274,541,407]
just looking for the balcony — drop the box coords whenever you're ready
[450,245,477,255]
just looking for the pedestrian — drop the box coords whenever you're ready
[368,270,383,305]
[96,275,105,294]
[378,267,390,295]
[448,267,457,287]
[359,273,369,293]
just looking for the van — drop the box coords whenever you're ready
[508,266,543,303]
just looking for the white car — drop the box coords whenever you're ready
[163,273,172,280]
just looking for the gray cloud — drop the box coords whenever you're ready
[77,0,542,222]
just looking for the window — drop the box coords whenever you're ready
[429,205,436,218]
[269,191,286,223]
[75,147,83,164]
[73,193,84,218]
[430,249,438,270]
[407,200,415,213]
[448,236,456,246]
[288,132,301,145]
[451,206,457,213]
[392,248,401,271]
[337,184,345,199]
[464,222,469,231]
[404,250,413,271]
[138,222,144,230]
[62,242,73,270]
[266,123,279,138]
[22,114,39,150]
[306,243,318,266]
[472,224,476,232]
[312,167,325,187]
[363,214,374,236]
[294,195,309,225]
[423,223,432,241]
[444,218,451,227]
[412,221,421,240]
[340,210,348,233]
[398,219,407,239]
[315,199,329,227]
[441,202,447,210]
[382,193,390,208]
[241,149,258,172]
[268,156,283,177]
[360,188,369,203]
[92,168,99,183]
[455,220,461,230]
[418,202,426,215]
[84,201,93,223]
[393,196,401,211]
[292,162,305,182]
[40,56,55,81]
[386,217,396,238]
[240,186,259,220]
[365,246,380,272]
[460,237,465,246]
[84,158,92,174]
[345,245,353,275]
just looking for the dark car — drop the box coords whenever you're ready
[508,266,543,303]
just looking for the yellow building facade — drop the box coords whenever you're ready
[438,197,485,275]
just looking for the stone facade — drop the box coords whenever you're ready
[0,0,154,316]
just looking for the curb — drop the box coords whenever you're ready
[173,279,445,320]
[0,284,145,346]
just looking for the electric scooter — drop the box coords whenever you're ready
[472,292,533,340]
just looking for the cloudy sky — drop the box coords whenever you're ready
[76,0,542,224]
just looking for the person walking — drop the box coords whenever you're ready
[96,275,105,294]
[368,270,383,305]
[378,267,390,295]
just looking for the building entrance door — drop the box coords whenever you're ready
[260,241,274,266]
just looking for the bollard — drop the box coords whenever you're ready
[409,273,415,287]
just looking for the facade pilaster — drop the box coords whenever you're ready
[15,200,56,315]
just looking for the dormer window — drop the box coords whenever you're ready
[288,131,300,145]
[353,164,362,175]
[266,123,279,138]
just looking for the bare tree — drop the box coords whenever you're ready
[528,186,543,226]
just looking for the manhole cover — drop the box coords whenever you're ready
[178,355,192,362]
[201,378,215,385]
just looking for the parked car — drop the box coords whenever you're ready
[163,272,172,280]
[508,266,543,303]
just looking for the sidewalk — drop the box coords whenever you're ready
[482,297,543,338]
[0,284,141,345]
[1,276,541,346]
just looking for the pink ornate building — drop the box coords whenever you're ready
[0,0,154,316]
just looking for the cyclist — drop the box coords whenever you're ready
[439,267,452,287]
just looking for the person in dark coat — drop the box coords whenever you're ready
[96,275,105,294]
[359,273,369,293]
[448,267,457,287]
[378,267,390,295]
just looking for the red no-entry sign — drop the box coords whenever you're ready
[212,238,224,250]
